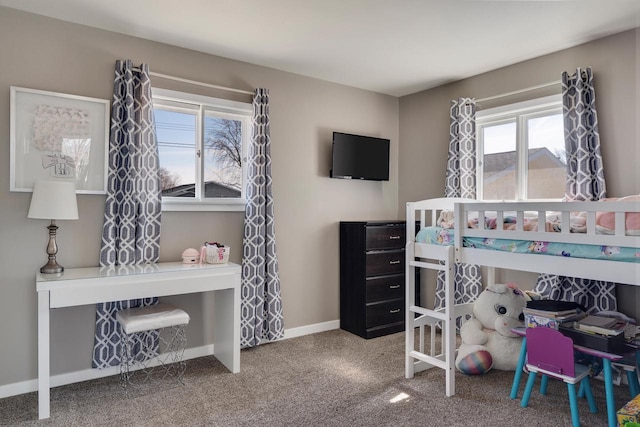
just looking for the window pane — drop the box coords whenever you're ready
[155,109,196,198]
[482,122,516,200]
[527,114,566,199]
[203,114,242,199]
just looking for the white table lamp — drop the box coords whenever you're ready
[28,180,79,274]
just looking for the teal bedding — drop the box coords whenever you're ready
[415,226,640,263]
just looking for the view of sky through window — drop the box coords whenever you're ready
[483,115,564,156]
[155,109,196,188]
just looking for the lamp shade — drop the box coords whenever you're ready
[28,180,79,220]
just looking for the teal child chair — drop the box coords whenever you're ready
[520,327,597,427]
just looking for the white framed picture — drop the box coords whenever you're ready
[10,86,110,194]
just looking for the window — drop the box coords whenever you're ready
[152,88,252,211]
[476,95,565,201]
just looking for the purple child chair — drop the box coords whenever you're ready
[520,327,597,427]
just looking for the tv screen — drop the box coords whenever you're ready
[330,132,390,181]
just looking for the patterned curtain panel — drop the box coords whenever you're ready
[92,61,162,368]
[534,67,616,312]
[435,98,482,310]
[562,67,606,202]
[241,88,284,348]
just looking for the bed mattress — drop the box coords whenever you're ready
[415,226,640,263]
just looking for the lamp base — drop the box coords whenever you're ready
[40,260,64,274]
[40,220,64,274]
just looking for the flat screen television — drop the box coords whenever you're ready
[330,132,390,181]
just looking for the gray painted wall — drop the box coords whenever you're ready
[0,6,637,391]
[0,8,399,386]
[398,28,639,314]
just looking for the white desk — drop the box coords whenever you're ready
[36,261,241,420]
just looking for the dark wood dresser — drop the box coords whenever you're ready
[339,220,418,339]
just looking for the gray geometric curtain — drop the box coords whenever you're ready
[534,67,616,312]
[435,98,482,310]
[92,60,162,368]
[241,88,284,348]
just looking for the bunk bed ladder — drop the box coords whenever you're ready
[405,244,459,396]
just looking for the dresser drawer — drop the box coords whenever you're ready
[365,225,405,250]
[366,274,404,302]
[365,299,405,328]
[365,250,404,276]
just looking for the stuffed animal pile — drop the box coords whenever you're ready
[455,283,530,375]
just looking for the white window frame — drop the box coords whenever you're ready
[152,88,252,212]
[476,94,563,201]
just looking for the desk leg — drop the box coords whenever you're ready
[626,370,639,398]
[37,291,50,420]
[213,283,240,373]
[510,337,527,399]
[602,358,616,427]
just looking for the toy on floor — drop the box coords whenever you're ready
[455,283,530,375]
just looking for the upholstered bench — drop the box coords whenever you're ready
[116,303,190,393]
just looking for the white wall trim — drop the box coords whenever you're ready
[281,319,340,340]
[0,344,214,399]
[0,320,340,399]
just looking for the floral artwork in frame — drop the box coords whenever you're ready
[10,86,110,194]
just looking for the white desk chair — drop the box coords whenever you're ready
[116,303,190,393]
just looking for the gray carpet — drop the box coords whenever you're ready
[0,329,627,426]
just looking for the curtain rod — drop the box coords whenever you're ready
[475,80,561,104]
[131,68,254,96]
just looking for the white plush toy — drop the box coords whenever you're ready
[455,283,530,375]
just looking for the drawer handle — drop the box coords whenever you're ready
[389,309,401,314]
[389,260,401,265]
[389,235,401,240]
[389,284,401,289]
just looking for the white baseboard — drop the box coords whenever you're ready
[0,344,214,400]
[282,319,340,340]
[0,320,340,399]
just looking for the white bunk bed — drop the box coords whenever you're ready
[405,198,640,397]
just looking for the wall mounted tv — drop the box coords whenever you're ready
[330,132,390,181]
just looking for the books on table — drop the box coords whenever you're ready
[574,315,627,336]
[523,307,586,329]
[525,300,583,317]
[523,302,637,340]
[578,315,618,328]
[522,302,636,338]
[522,307,584,321]
[574,322,625,336]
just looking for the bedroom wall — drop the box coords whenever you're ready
[0,7,399,388]
[398,28,639,314]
